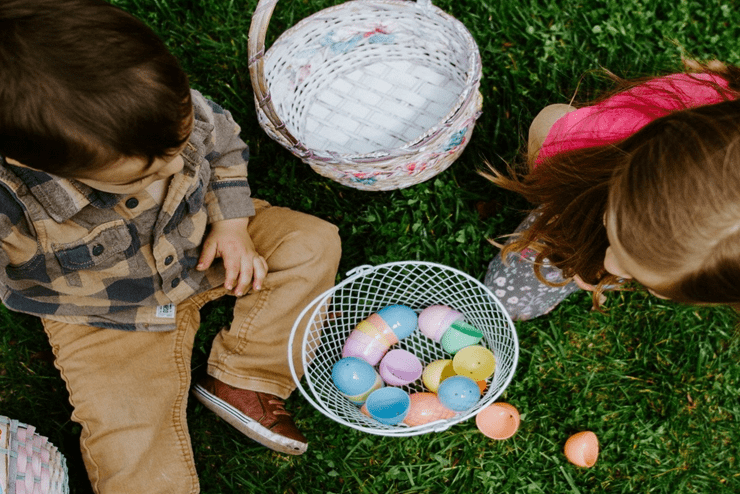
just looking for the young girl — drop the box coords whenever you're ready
[484,61,740,320]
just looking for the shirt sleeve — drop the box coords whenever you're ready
[536,73,733,163]
[190,89,255,222]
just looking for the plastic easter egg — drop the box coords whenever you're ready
[365,313,399,345]
[342,327,391,366]
[403,392,456,426]
[477,380,488,394]
[421,359,456,393]
[364,387,411,425]
[437,375,480,412]
[440,320,483,354]
[418,305,464,342]
[354,320,393,346]
[377,305,418,340]
[564,431,599,468]
[379,349,423,386]
[452,345,496,381]
[476,402,520,440]
[331,357,384,405]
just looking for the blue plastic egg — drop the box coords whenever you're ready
[331,357,383,405]
[437,375,481,412]
[377,304,418,340]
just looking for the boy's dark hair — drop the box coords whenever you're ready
[0,0,192,177]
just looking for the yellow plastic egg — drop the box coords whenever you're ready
[452,345,496,381]
[421,359,456,393]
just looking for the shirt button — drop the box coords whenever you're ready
[92,244,105,256]
[125,198,139,209]
[171,278,180,288]
[164,255,174,266]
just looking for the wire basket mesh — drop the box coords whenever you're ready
[0,416,69,494]
[289,262,518,436]
[248,0,483,190]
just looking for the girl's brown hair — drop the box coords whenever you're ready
[0,0,192,177]
[484,62,740,307]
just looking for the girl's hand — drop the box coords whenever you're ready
[196,217,268,296]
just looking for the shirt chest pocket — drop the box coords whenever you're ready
[52,220,135,273]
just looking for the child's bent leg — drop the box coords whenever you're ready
[207,202,341,398]
[485,211,580,321]
[41,290,219,494]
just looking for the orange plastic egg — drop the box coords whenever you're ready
[403,392,455,426]
[564,431,599,468]
[475,402,520,440]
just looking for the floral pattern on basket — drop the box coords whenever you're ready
[334,114,479,185]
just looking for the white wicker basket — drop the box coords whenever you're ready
[288,262,518,436]
[0,417,69,494]
[248,0,483,191]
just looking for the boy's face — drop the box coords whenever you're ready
[75,112,195,195]
[74,149,186,195]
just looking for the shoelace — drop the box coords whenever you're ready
[265,396,290,416]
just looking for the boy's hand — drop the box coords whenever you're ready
[196,217,267,296]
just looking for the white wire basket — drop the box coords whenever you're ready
[0,416,69,494]
[248,0,483,191]
[288,261,518,436]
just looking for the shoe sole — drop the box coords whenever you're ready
[192,384,308,456]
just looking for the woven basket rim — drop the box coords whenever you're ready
[248,0,483,161]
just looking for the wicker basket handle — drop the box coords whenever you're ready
[247,0,433,157]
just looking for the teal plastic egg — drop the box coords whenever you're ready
[332,357,381,398]
[437,375,480,412]
[377,305,418,340]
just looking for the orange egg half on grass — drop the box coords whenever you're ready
[475,402,520,440]
[564,431,599,468]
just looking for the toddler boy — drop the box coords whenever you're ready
[0,1,341,493]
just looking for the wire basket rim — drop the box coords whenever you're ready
[288,261,519,436]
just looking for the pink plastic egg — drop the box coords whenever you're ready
[342,323,392,366]
[403,392,455,426]
[418,305,464,342]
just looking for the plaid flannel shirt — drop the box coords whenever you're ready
[0,90,254,331]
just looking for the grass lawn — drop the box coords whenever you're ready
[2,0,740,492]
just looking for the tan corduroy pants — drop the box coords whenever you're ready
[42,201,341,493]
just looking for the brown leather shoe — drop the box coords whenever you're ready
[192,376,308,455]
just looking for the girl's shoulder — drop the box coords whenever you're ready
[536,72,735,162]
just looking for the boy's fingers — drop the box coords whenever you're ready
[197,242,217,270]
[252,256,268,291]
[233,258,255,296]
